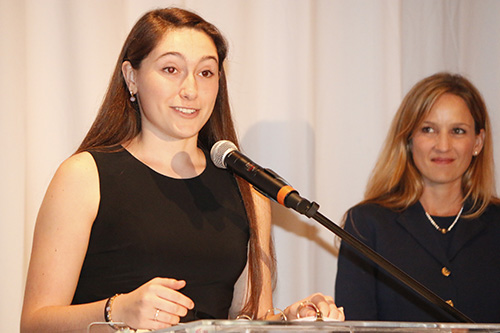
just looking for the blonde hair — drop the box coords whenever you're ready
[362,72,499,218]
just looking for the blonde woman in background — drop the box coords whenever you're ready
[336,72,500,322]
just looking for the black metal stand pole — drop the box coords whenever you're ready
[298,200,474,323]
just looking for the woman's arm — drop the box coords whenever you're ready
[21,152,104,332]
[21,152,194,332]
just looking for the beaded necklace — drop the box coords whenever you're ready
[424,206,464,234]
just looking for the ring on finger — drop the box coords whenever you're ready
[154,309,160,322]
[297,301,323,321]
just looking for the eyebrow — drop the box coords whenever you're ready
[156,51,219,65]
[421,120,473,127]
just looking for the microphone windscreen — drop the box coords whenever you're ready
[210,140,238,169]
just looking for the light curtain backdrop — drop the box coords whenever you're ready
[1,0,500,330]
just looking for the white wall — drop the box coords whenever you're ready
[1,0,499,330]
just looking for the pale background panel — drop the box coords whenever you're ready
[1,0,499,331]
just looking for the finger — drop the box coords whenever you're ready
[156,278,194,310]
[337,307,345,320]
[157,288,194,312]
[299,307,317,318]
[152,308,181,326]
[296,301,321,319]
[158,277,187,290]
[311,296,329,314]
[157,296,191,318]
[323,300,344,319]
[302,293,342,319]
[320,299,344,320]
[317,296,336,318]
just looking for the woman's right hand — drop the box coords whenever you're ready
[283,293,345,321]
[112,277,195,330]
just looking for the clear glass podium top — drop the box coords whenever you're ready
[148,319,500,333]
[87,319,500,332]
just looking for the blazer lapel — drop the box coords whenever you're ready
[396,202,450,266]
[448,209,487,260]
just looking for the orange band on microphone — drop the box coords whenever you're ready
[277,185,295,206]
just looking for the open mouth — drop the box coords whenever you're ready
[173,106,198,115]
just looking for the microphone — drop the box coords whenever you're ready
[210,140,318,216]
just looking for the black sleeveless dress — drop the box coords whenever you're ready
[72,148,250,321]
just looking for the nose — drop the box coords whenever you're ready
[180,74,198,100]
[435,132,451,152]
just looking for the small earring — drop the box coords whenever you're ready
[406,139,413,152]
[473,150,479,156]
[129,90,136,102]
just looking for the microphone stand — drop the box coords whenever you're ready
[212,141,473,323]
[289,196,475,324]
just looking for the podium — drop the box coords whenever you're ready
[155,320,500,332]
[102,320,500,332]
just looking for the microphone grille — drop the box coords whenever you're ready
[210,140,238,169]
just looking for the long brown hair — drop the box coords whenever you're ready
[76,7,272,318]
[361,72,499,217]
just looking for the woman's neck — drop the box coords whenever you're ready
[123,133,205,179]
[419,183,464,216]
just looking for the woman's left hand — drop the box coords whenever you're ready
[284,293,345,321]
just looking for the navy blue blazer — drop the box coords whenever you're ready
[335,201,500,323]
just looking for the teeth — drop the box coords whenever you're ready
[175,107,197,114]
